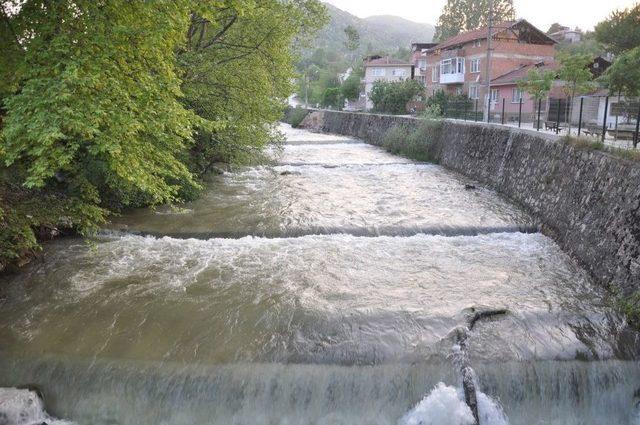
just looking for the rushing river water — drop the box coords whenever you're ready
[1,124,639,424]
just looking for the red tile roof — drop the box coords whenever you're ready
[365,56,412,67]
[432,21,515,51]
[491,61,558,85]
[430,19,556,52]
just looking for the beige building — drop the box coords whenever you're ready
[363,56,414,110]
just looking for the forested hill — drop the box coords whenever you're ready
[309,3,435,57]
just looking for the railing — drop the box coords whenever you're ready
[438,95,640,149]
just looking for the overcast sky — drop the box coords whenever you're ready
[323,0,637,32]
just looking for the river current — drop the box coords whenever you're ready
[0,124,639,424]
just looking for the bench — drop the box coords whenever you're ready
[544,121,564,131]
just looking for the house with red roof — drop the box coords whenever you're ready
[416,20,557,119]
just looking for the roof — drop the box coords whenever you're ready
[365,56,413,67]
[429,19,556,52]
[491,61,558,86]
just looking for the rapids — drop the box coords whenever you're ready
[1,123,638,424]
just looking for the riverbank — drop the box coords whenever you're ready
[289,109,640,317]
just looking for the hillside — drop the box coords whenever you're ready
[308,3,435,58]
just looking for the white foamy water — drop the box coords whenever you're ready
[1,124,638,424]
[0,388,74,425]
[400,383,508,425]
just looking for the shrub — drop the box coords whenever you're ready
[381,120,443,162]
[370,79,424,114]
[285,107,310,128]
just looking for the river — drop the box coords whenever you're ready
[0,124,639,424]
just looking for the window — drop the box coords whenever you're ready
[511,88,523,103]
[456,87,463,96]
[469,85,479,99]
[392,68,407,77]
[432,66,438,82]
[441,58,452,74]
[418,59,427,70]
[473,40,482,48]
[440,58,464,75]
[490,89,499,102]
[372,68,384,77]
[470,59,481,73]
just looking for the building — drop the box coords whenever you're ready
[363,56,414,110]
[489,61,558,122]
[548,26,582,44]
[411,43,438,86]
[417,20,557,107]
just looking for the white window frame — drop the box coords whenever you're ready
[432,66,438,82]
[418,59,427,70]
[440,58,464,75]
[490,88,499,102]
[371,68,385,77]
[469,85,479,100]
[511,88,523,103]
[392,68,407,77]
[470,58,481,73]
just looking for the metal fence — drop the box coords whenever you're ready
[439,95,640,149]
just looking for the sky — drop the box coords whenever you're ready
[323,0,638,32]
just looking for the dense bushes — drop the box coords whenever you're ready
[284,107,311,128]
[380,120,443,162]
[0,0,326,270]
[369,79,424,114]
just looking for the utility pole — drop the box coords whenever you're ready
[484,0,494,123]
[304,72,308,108]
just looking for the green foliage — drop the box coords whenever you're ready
[617,291,640,329]
[0,0,327,269]
[381,120,443,162]
[594,3,640,55]
[285,107,310,128]
[518,68,555,101]
[435,0,516,41]
[3,1,199,203]
[546,23,565,35]
[426,91,472,115]
[370,80,424,114]
[343,25,360,52]
[558,53,595,98]
[321,87,343,109]
[340,72,362,101]
[180,0,326,171]
[601,47,640,97]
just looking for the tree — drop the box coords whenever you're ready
[340,72,362,101]
[518,67,555,126]
[602,47,640,97]
[557,53,594,133]
[0,0,327,267]
[547,23,565,35]
[435,0,516,41]
[369,80,424,114]
[594,4,640,55]
[343,25,360,53]
[321,87,343,109]
[180,0,327,171]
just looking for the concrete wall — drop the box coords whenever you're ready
[299,109,640,294]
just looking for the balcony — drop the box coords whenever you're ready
[439,57,465,85]
[440,72,465,84]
